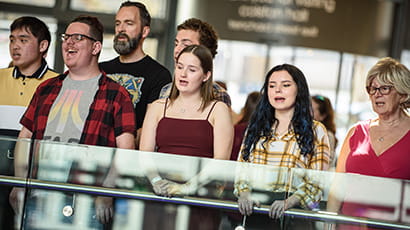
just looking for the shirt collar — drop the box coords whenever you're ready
[13,58,49,80]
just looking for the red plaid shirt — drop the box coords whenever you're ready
[20,71,136,147]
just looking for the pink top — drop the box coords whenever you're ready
[346,120,410,180]
[339,120,410,229]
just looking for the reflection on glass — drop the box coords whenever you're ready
[1,136,409,229]
[326,173,410,229]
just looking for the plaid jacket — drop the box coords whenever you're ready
[20,71,136,147]
[234,121,330,208]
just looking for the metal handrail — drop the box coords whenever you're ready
[0,176,409,229]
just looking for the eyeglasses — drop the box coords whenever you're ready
[366,85,394,95]
[61,33,97,43]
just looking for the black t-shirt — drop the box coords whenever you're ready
[100,56,172,129]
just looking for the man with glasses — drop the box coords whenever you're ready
[100,1,172,147]
[10,16,136,228]
[0,16,58,229]
[15,15,135,148]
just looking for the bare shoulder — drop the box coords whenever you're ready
[209,101,232,124]
[147,98,168,116]
[213,100,230,112]
[151,98,167,108]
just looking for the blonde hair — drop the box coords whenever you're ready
[366,57,410,109]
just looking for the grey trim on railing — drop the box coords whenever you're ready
[1,176,409,229]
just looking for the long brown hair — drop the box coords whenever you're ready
[237,91,261,124]
[311,95,336,134]
[169,45,214,111]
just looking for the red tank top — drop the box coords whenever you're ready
[155,99,218,158]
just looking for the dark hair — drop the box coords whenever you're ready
[120,1,151,27]
[242,64,314,161]
[170,45,214,111]
[10,16,51,55]
[311,95,336,134]
[215,80,227,90]
[177,18,218,58]
[238,91,261,124]
[71,15,104,43]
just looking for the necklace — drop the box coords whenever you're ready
[375,117,405,142]
[177,99,202,114]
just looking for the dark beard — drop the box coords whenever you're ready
[113,32,141,55]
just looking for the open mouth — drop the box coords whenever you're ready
[179,80,188,86]
[274,97,285,102]
[67,48,77,54]
[12,53,21,58]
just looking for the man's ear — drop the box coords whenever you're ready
[142,26,150,39]
[39,40,49,54]
[92,41,102,55]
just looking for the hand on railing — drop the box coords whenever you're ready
[95,196,113,224]
[167,182,197,197]
[237,191,260,216]
[151,177,175,197]
[269,194,300,219]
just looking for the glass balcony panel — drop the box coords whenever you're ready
[0,136,30,229]
[0,137,407,229]
[288,168,410,229]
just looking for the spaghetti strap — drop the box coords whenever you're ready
[163,98,169,118]
[206,101,219,120]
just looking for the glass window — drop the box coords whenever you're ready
[401,49,410,68]
[70,0,167,18]
[0,0,54,7]
[216,40,268,112]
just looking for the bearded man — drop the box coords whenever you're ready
[99,1,172,147]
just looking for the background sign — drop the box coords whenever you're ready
[197,0,394,57]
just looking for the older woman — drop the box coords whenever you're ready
[337,57,410,179]
[328,57,410,230]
